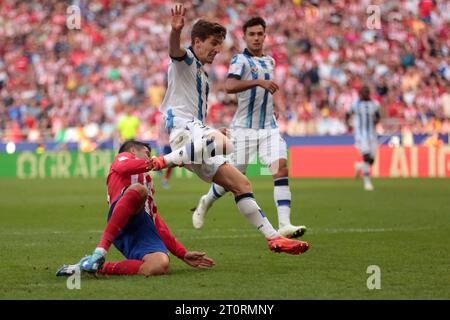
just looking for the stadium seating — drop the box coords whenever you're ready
[0,0,449,145]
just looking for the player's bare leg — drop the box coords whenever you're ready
[81,183,148,273]
[57,183,148,276]
[137,252,170,276]
[151,132,309,255]
[270,159,306,238]
[212,163,309,255]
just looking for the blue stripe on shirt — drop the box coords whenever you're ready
[243,55,258,128]
[183,54,194,66]
[165,108,174,129]
[271,115,277,128]
[196,61,204,121]
[259,60,270,129]
[205,81,209,119]
[240,63,246,78]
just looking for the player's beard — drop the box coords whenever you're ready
[206,53,216,63]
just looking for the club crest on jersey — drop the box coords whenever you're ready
[251,66,258,74]
[197,69,202,77]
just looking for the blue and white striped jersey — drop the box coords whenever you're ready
[348,100,380,141]
[227,49,277,129]
[160,47,209,125]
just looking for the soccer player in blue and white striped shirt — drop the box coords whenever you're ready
[155,4,309,255]
[346,86,381,191]
[192,17,306,238]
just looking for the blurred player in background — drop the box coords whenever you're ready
[346,86,381,191]
[191,17,306,238]
[155,110,173,189]
[153,4,309,255]
[56,140,214,277]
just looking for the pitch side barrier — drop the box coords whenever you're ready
[0,134,449,178]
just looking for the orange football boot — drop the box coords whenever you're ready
[267,236,310,255]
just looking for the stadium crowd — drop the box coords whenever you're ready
[1,0,450,145]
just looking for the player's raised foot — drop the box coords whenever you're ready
[267,236,309,255]
[192,195,211,229]
[56,263,80,277]
[162,179,170,189]
[79,248,106,273]
[278,224,307,238]
[364,180,374,191]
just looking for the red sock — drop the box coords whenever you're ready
[98,260,143,275]
[98,189,143,251]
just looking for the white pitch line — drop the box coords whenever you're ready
[0,226,434,239]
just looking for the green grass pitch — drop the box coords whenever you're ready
[0,176,449,299]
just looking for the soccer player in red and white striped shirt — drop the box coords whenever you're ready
[57,140,214,277]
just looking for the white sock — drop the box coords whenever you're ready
[163,139,217,166]
[204,183,227,207]
[274,177,291,228]
[235,193,279,239]
[363,162,371,184]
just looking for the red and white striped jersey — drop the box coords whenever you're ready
[106,152,187,259]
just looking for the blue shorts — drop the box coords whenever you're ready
[108,192,168,260]
[157,145,172,156]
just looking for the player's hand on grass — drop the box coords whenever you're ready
[183,251,215,269]
[171,3,186,31]
[258,79,279,94]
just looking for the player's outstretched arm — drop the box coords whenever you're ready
[169,3,187,59]
[273,90,286,120]
[182,251,215,268]
[225,78,279,94]
[113,155,153,176]
[154,213,214,268]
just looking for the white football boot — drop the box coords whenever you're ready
[364,179,374,191]
[192,195,212,229]
[278,224,307,238]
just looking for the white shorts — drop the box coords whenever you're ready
[355,138,377,158]
[168,118,226,183]
[229,128,288,174]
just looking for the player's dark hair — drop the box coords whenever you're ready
[243,17,266,34]
[119,140,151,154]
[359,86,371,101]
[191,19,227,45]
